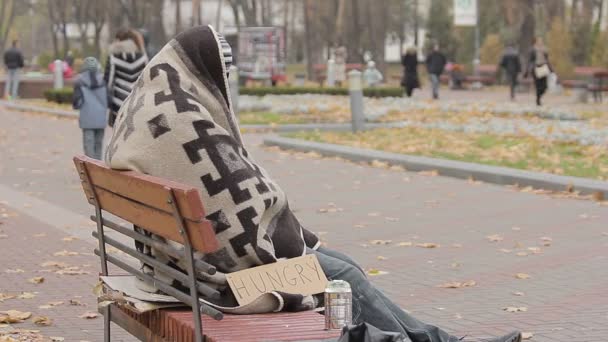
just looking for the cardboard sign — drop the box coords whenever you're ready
[226,255,328,306]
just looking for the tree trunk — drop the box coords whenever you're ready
[335,0,346,45]
[303,0,314,80]
[216,0,223,29]
[175,0,182,35]
[192,0,202,26]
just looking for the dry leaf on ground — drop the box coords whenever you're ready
[416,243,440,248]
[418,170,438,176]
[499,248,512,253]
[367,269,389,276]
[53,250,79,257]
[41,261,69,268]
[369,240,392,245]
[376,256,388,261]
[515,273,531,279]
[503,306,528,312]
[0,310,32,323]
[5,269,25,274]
[512,291,525,296]
[0,293,16,302]
[56,267,89,275]
[69,299,86,306]
[397,241,413,247]
[521,332,534,340]
[486,234,504,242]
[79,312,99,319]
[61,236,77,242]
[28,277,44,284]
[32,316,52,326]
[438,280,477,288]
[516,252,528,257]
[17,292,36,299]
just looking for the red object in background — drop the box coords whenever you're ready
[48,61,74,79]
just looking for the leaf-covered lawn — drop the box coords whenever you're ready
[237,110,351,125]
[287,127,608,180]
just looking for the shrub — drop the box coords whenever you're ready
[480,34,504,65]
[44,88,74,104]
[241,86,403,98]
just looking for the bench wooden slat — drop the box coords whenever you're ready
[74,155,218,254]
[74,157,204,221]
[94,185,217,254]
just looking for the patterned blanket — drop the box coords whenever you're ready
[105,25,320,313]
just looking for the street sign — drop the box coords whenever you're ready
[454,0,477,26]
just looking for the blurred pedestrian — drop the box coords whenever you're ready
[104,28,149,127]
[425,43,447,99]
[65,50,75,67]
[525,37,552,106]
[333,45,347,87]
[363,61,383,87]
[73,57,107,160]
[401,47,420,97]
[3,40,25,100]
[500,45,521,100]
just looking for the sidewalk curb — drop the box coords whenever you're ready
[2,101,78,118]
[264,136,608,198]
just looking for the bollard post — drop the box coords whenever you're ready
[53,60,64,89]
[326,59,336,87]
[228,65,239,115]
[348,70,365,133]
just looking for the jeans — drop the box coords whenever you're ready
[429,74,440,99]
[310,247,459,342]
[83,129,105,160]
[4,68,20,99]
[508,73,518,100]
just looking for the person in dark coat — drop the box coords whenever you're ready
[401,47,420,97]
[3,40,25,99]
[525,37,552,106]
[425,44,447,99]
[73,57,108,160]
[499,45,522,100]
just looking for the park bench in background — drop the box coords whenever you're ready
[561,66,608,103]
[588,70,608,103]
[73,155,339,342]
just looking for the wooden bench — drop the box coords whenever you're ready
[73,155,340,342]
[588,70,608,103]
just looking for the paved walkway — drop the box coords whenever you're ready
[1,108,607,341]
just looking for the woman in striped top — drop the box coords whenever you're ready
[104,29,149,127]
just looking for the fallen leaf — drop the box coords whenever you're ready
[384,217,399,222]
[416,243,440,248]
[515,273,531,279]
[353,224,366,229]
[521,332,534,340]
[0,293,15,302]
[418,170,438,176]
[79,312,99,319]
[397,241,413,247]
[367,212,380,217]
[516,252,528,257]
[69,299,86,306]
[438,280,477,288]
[5,269,25,274]
[50,337,65,341]
[41,261,68,268]
[28,277,44,284]
[540,237,553,246]
[527,247,542,254]
[592,191,604,202]
[32,316,52,326]
[499,248,512,253]
[503,306,528,312]
[376,256,388,261]
[17,292,36,299]
[451,243,463,248]
[486,234,504,242]
[371,160,389,168]
[53,250,79,257]
[512,291,525,296]
[367,269,389,276]
[61,236,77,242]
[32,233,46,238]
[511,226,522,231]
[369,239,392,245]
[56,267,89,275]
[0,310,32,323]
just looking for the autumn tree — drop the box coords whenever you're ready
[0,0,17,54]
[480,34,504,65]
[546,17,573,79]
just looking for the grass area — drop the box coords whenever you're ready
[287,127,608,180]
[238,110,352,125]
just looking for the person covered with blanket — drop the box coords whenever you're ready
[105,25,521,342]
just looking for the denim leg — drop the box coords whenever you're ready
[311,247,459,342]
[4,70,12,98]
[430,74,439,99]
[94,129,105,160]
[82,129,96,158]
[11,69,20,99]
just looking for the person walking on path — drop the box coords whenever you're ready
[3,40,25,100]
[525,37,552,106]
[425,44,447,100]
[500,45,522,100]
[401,47,420,97]
[73,57,107,160]
[104,28,148,127]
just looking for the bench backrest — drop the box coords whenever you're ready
[73,155,218,254]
